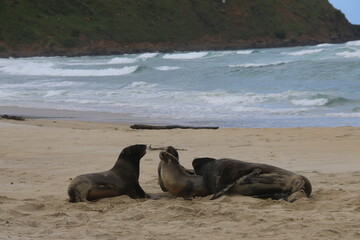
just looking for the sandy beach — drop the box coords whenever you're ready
[1,118,360,239]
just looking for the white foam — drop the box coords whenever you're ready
[155,66,181,71]
[200,90,301,106]
[236,50,254,55]
[0,91,15,98]
[326,112,360,117]
[267,107,310,115]
[125,81,158,90]
[0,81,83,92]
[44,90,69,97]
[316,43,334,47]
[163,52,208,60]
[336,50,360,58]
[199,91,329,114]
[229,61,288,68]
[128,81,151,88]
[107,57,137,64]
[200,93,245,105]
[291,99,328,106]
[282,49,324,56]
[345,40,360,47]
[137,53,158,59]
[1,62,138,76]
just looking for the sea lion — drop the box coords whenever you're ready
[192,158,312,202]
[68,144,148,202]
[157,146,194,192]
[159,150,209,199]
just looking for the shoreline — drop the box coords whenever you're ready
[0,106,140,124]
[2,105,360,129]
[1,37,360,59]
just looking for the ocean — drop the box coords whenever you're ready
[0,40,360,128]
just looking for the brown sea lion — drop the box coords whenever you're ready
[157,146,194,192]
[68,144,148,202]
[192,157,312,202]
[159,150,209,199]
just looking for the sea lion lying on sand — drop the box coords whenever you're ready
[192,157,312,202]
[159,148,209,199]
[68,144,148,202]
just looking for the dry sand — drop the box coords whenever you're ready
[1,118,360,240]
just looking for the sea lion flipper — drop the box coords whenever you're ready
[211,168,262,200]
[210,181,237,200]
[184,168,195,175]
[286,189,307,202]
[127,183,147,199]
[235,168,262,185]
[158,161,168,192]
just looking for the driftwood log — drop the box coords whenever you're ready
[0,115,25,121]
[148,145,187,151]
[130,124,219,130]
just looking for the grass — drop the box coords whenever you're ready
[0,0,358,54]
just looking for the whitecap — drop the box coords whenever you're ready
[345,40,360,47]
[163,52,208,60]
[128,81,150,88]
[282,49,324,56]
[1,63,138,76]
[232,105,310,115]
[200,93,246,105]
[316,43,334,47]
[44,90,69,97]
[199,90,302,106]
[155,66,181,71]
[107,57,137,64]
[229,61,288,68]
[137,53,158,59]
[291,99,328,106]
[125,81,158,89]
[236,50,254,55]
[336,50,360,58]
[266,107,310,115]
[326,112,360,117]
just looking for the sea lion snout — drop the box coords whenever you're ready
[121,144,147,160]
[159,151,174,163]
[164,146,179,159]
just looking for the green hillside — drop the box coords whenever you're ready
[0,0,359,57]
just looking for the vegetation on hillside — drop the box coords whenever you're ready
[0,0,359,57]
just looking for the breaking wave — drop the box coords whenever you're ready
[229,61,289,68]
[155,66,181,71]
[236,50,254,55]
[163,52,208,60]
[282,49,324,56]
[0,62,138,76]
[336,50,360,58]
[107,57,138,64]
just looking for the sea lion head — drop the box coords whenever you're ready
[165,146,179,160]
[159,151,179,165]
[192,157,216,175]
[118,144,147,161]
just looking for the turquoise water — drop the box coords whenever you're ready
[0,40,360,127]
